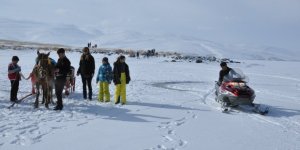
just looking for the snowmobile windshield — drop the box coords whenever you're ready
[223,68,249,82]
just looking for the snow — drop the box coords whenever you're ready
[0,0,300,149]
[1,49,300,150]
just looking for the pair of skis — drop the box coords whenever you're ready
[7,93,34,109]
[222,103,269,115]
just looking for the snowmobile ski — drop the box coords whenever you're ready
[222,108,229,113]
[252,104,269,115]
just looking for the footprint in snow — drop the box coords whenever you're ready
[77,122,88,126]
[158,121,172,129]
[0,127,13,133]
[19,130,27,135]
[175,121,185,126]
[162,135,174,142]
[10,135,27,145]
[31,132,50,144]
[157,144,167,149]
[178,139,188,147]
[29,127,39,134]
[51,126,65,130]
[168,130,175,135]
[157,125,171,129]
[161,121,171,125]
[2,132,12,137]
[192,114,198,119]
[175,117,186,122]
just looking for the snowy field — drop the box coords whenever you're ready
[1,0,300,149]
[1,49,300,150]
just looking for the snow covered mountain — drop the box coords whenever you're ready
[1,0,300,60]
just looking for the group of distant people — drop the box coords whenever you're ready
[135,49,158,59]
[87,42,97,48]
[7,47,131,110]
[145,49,157,58]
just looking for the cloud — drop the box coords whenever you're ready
[55,9,69,15]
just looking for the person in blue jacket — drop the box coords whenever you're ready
[96,57,112,102]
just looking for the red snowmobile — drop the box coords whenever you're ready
[215,68,269,115]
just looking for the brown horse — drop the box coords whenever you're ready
[34,51,55,109]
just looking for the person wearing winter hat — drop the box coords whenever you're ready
[54,48,71,110]
[8,56,23,102]
[113,55,131,105]
[218,62,232,85]
[77,47,95,100]
[96,57,112,102]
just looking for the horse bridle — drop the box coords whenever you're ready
[37,57,51,79]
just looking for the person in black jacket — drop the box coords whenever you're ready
[113,55,130,105]
[77,47,95,100]
[54,48,71,110]
[218,62,232,85]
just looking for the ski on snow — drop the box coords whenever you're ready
[221,104,269,115]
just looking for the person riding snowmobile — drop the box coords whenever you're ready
[218,62,232,85]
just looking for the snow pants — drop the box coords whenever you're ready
[98,81,110,102]
[115,73,126,104]
[81,76,93,100]
[55,77,66,107]
[10,80,19,102]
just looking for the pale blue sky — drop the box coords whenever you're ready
[1,0,299,50]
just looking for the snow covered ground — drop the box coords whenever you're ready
[1,49,300,150]
[1,1,300,149]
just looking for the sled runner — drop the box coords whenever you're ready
[8,93,34,109]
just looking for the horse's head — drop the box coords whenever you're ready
[37,51,50,66]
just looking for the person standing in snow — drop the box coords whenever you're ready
[77,47,95,100]
[8,56,24,102]
[218,62,232,85]
[54,48,71,110]
[96,57,112,102]
[113,55,130,105]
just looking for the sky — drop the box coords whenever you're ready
[0,0,299,50]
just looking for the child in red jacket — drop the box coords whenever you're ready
[26,66,37,94]
[8,56,23,102]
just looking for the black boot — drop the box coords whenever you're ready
[88,92,92,101]
[54,105,63,110]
